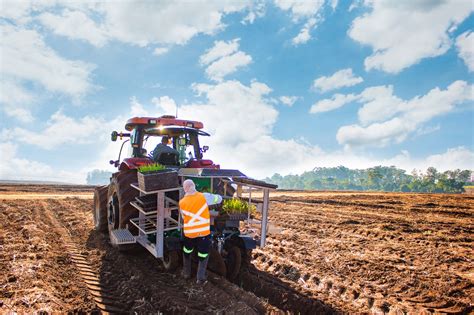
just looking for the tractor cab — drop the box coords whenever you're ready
[110,115,219,170]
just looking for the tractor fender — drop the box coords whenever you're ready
[119,157,153,171]
[237,235,257,250]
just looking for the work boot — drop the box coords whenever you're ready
[196,255,209,283]
[182,254,191,280]
[196,279,208,285]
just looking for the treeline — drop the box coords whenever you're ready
[264,166,472,193]
[86,169,113,185]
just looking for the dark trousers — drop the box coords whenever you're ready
[183,235,211,260]
[182,235,211,281]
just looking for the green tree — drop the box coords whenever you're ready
[86,169,113,185]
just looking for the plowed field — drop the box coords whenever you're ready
[1,185,473,314]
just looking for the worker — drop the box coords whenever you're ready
[152,136,179,162]
[179,179,222,284]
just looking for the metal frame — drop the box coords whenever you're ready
[130,184,183,258]
[125,174,274,261]
[229,179,273,247]
[185,176,275,248]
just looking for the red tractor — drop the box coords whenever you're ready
[93,115,276,278]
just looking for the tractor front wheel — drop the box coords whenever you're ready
[93,185,108,232]
[107,170,139,250]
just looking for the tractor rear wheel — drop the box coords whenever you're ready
[225,246,242,281]
[107,169,139,250]
[93,185,108,232]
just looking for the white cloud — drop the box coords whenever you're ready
[292,18,316,45]
[349,1,473,73]
[274,0,325,20]
[205,52,252,82]
[384,147,474,172]
[348,0,363,12]
[310,93,358,113]
[0,79,34,123]
[151,96,177,115]
[242,0,266,24]
[0,142,85,183]
[456,31,474,72]
[279,95,299,106]
[0,0,54,24]
[38,9,108,47]
[311,147,474,174]
[415,124,441,137]
[129,96,149,117]
[100,1,250,46]
[274,0,334,46]
[2,111,107,149]
[424,147,474,171]
[313,68,363,92]
[357,85,403,125]
[200,39,240,65]
[4,1,254,47]
[0,24,95,97]
[200,39,252,81]
[153,47,170,56]
[336,80,473,148]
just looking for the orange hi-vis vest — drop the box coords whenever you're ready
[179,192,210,238]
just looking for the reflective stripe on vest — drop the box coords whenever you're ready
[179,193,210,238]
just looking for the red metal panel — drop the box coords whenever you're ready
[125,116,204,131]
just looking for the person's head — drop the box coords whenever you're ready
[183,179,197,195]
[161,136,170,145]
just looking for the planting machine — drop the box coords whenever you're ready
[93,115,277,279]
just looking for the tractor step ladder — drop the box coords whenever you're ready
[110,229,136,245]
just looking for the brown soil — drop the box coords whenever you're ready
[1,186,473,314]
[248,192,474,314]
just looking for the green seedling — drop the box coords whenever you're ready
[138,163,167,174]
[222,198,256,215]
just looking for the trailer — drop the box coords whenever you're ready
[108,169,277,279]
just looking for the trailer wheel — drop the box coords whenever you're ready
[208,248,226,277]
[163,250,180,271]
[242,249,253,266]
[93,185,108,232]
[225,246,242,280]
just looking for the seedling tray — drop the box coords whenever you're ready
[135,194,158,211]
[138,170,179,192]
[215,213,248,221]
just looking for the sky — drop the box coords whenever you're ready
[0,0,473,184]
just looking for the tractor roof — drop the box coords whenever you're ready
[125,115,204,131]
[145,126,210,137]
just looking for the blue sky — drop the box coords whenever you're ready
[0,0,473,183]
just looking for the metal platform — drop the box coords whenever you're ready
[110,229,136,245]
[129,216,180,235]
